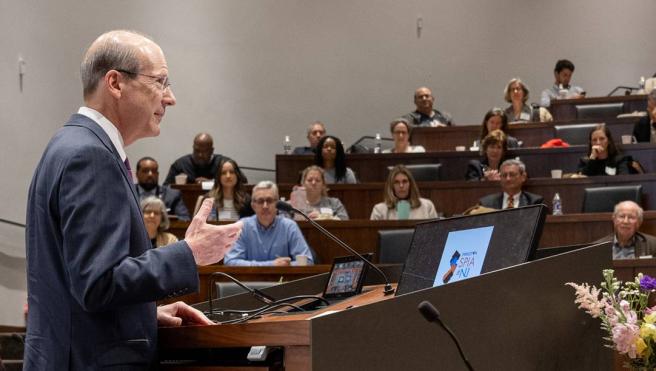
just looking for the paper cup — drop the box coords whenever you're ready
[621,135,636,144]
[455,146,466,152]
[550,169,563,179]
[295,255,309,266]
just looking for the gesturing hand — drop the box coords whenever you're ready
[185,198,243,266]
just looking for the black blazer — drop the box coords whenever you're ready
[478,191,544,209]
[577,155,631,176]
[633,115,652,143]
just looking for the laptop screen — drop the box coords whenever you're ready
[396,205,547,296]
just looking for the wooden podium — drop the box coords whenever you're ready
[158,243,613,370]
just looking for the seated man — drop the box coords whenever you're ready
[136,157,190,220]
[224,181,314,266]
[293,121,326,155]
[540,59,585,107]
[478,159,544,209]
[596,201,656,259]
[633,89,656,143]
[403,86,452,127]
[163,132,228,184]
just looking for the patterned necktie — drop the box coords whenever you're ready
[124,158,134,183]
[507,196,514,209]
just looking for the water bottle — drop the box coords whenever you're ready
[552,192,563,215]
[638,76,646,94]
[283,135,292,154]
[374,133,382,154]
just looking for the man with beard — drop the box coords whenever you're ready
[136,156,190,220]
[163,132,228,184]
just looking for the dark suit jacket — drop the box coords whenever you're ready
[633,115,653,143]
[478,191,544,209]
[136,184,191,221]
[25,114,199,370]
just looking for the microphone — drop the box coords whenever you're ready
[207,272,278,318]
[418,300,475,371]
[276,200,395,295]
[607,86,638,96]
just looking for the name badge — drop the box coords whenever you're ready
[218,210,234,220]
[605,166,617,176]
[519,112,531,121]
[320,207,334,216]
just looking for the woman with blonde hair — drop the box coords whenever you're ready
[370,165,438,220]
[298,165,349,220]
[465,129,509,181]
[141,196,178,248]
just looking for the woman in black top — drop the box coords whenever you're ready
[479,108,520,149]
[465,130,509,181]
[577,124,630,176]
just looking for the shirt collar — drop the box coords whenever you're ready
[77,106,127,162]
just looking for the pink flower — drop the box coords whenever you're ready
[611,322,640,358]
[566,282,605,318]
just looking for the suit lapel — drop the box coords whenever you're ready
[65,114,141,207]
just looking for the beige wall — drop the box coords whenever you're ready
[0,0,654,325]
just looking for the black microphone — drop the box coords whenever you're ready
[276,200,395,295]
[418,300,475,371]
[607,86,638,96]
[207,272,279,318]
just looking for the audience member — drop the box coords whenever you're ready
[595,201,656,259]
[540,59,585,107]
[478,159,544,209]
[479,108,520,149]
[403,86,453,127]
[633,89,656,143]
[293,121,326,155]
[141,196,178,248]
[503,78,553,123]
[315,135,357,184]
[465,130,509,181]
[383,118,426,153]
[194,158,254,220]
[370,165,438,220]
[224,181,314,266]
[299,165,349,220]
[163,133,229,184]
[136,156,190,220]
[577,124,630,176]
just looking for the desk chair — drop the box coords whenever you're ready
[377,229,415,264]
[581,185,643,213]
[576,103,623,120]
[554,123,598,145]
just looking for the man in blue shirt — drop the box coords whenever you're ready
[224,181,314,266]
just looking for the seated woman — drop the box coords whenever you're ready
[298,165,349,220]
[315,135,358,184]
[479,108,520,149]
[503,78,553,123]
[465,129,508,181]
[578,124,630,176]
[383,118,426,153]
[194,158,254,220]
[371,165,438,220]
[141,196,178,248]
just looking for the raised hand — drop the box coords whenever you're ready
[185,198,243,266]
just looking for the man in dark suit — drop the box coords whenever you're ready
[632,89,656,143]
[25,30,243,370]
[596,201,656,259]
[136,156,190,220]
[479,159,544,209]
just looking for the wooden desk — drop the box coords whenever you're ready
[549,94,646,121]
[411,117,640,151]
[275,143,656,183]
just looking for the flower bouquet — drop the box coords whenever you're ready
[567,269,656,369]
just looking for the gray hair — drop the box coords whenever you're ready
[503,77,530,103]
[80,30,151,99]
[307,121,326,135]
[500,158,526,174]
[251,180,279,199]
[613,200,644,222]
[140,196,170,231]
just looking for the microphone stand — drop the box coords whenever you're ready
[277,201,395,295]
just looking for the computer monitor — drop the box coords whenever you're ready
[395,205,547,296]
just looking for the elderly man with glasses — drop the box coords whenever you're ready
[224,181,314,266]
[477,159,544,210]
[595,201,656,259]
